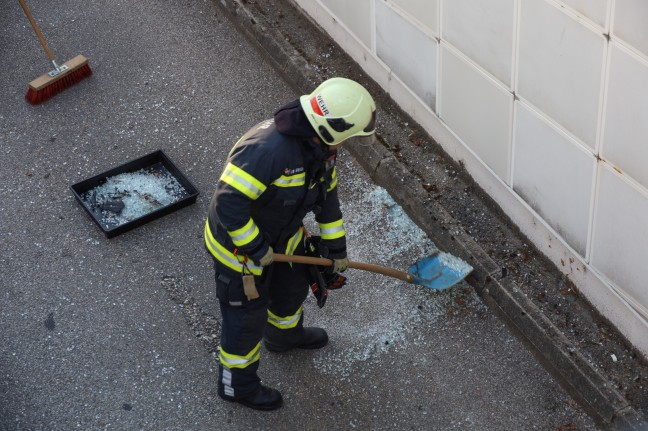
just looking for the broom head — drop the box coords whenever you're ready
[26,54,92,104]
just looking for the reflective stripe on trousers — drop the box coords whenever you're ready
[219,342,261,369]
[267,306,303,329]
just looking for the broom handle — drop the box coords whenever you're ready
[18,0,56,62]
[273,253,414,283]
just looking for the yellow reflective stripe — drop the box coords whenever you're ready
[220,163,266,199]
[319,219,345,240]
[272,172,306,188]
[228,218,260,247]
[219,342,261,369]
[327,168,338,192]
[204,222,263,275]
[284,228,304,256]
[267,307,302,329]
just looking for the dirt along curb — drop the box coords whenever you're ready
[352,140,643,430]
[211,0,647,428]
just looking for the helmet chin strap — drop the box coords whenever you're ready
[309,136,339,156]
[311,136,327,150]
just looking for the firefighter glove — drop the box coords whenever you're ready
[259,246,274,266]
[332,257,349,273]
[323,270,347,290]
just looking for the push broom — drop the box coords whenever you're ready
[18,0,92,104]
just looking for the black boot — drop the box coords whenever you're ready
[264,326,329,353]
[218,384,283,411]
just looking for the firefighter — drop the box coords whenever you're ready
[205,77,377,410]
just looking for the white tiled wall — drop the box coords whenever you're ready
[592,166,648,315]
[439,45,513,181]
[294,0,648,354]
[320,0,373,49]
[390,0,438,36]
[512,102,596,256]
[613,0,648,58]
[602,42,648,190]
[441,0,515,87]
[561,0,609,28]
[375,1,437,108]
[517,0,605,150]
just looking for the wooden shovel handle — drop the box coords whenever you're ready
[273,253,414,284]
[18,0,55,61]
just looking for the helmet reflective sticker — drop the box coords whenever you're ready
[310,96,325,116]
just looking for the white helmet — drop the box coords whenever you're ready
[300,77,376,145]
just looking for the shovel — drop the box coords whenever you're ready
[273,250,472,290]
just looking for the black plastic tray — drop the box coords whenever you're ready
[71,150,199,238]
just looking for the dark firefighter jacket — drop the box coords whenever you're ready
[205,100,346,276]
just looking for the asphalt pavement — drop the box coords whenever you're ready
[0,0,634,429]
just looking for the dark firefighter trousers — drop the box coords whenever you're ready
[214,242,311,398]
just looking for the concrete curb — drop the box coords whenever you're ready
[355,140,643,430]
[212,1,646,428]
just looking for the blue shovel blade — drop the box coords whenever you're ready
[407,252,473,290]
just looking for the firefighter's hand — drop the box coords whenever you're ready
[332,257,349,273]
[259,246,274,266]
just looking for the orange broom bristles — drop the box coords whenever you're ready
[19,0,92,105]
[25,55,92,105]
